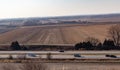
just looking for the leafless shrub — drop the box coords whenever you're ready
[108,24,120,46]
[2,64,15,70]
[46,53,52,60]
[21,62,47,70]
[8,55,13,59]
[85,37,100,46]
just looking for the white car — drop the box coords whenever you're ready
[26,53,39,58]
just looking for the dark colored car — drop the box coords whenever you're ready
[110,55,117,58]
[59,50,64,52]
[74,54,81,57]
[106,54,111,57]
[105,54,117,58]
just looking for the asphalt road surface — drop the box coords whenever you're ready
[0,51,120,59]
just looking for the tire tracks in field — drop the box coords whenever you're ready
[54,28,64,44]
[59,27,68,44]
[44,28,60,44]
[20,27,42,43]
[48,29,56,44]
[38,28,49,44]
[25,27,44,44]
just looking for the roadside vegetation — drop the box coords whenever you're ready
[2,60,47,70]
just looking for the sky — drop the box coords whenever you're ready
[0,0,120,19]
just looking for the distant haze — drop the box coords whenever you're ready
[0,0,120,19]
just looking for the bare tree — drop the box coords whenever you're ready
[108,24,120,46]
[85,37,100,46]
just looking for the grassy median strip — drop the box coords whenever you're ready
[0,59,120,63]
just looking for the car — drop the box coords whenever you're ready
[105,54,111,57]
[105,54,117,58]
[74,54,81,57]
[59,50,64,52]
[27,53,37,57]
[110,55,117,58]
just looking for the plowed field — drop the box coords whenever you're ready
[0,24,115,44]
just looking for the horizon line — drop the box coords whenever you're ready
[0,12,120,20]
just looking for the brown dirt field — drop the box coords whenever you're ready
[0,24,116,44]
[0,62,120,70]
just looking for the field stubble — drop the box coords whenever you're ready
[0,24,115,44]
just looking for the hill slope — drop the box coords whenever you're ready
[0,24,115,45]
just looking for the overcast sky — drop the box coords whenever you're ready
[0,0,120,18]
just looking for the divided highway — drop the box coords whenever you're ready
[0,51,120,59]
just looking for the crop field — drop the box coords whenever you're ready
[0,24,116,44]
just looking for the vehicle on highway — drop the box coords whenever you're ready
[105,54,117,58]
[74,54,81,57]
[59,50,64,52]
[26,53,39,58]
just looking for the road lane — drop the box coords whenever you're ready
[0,51,119,59]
